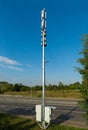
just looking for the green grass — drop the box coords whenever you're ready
[0,113,87,130]
[4,90,82,99]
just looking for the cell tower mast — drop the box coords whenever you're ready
[41,8,47,129]
[35,8,56,130]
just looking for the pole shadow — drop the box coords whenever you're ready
[7,107,36,118]
[52,106,78,124]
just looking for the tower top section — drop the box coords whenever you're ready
[41,8,46,19]
[41,8,47,47]
[41,9,46,29]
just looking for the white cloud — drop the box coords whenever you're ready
[0,63,24,72]
[0,56,24,72]
[0,56,32,72]
[0,56,22,65]
[26,64,31,67]
[8,66,24,72]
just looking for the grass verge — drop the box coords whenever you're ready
[4,90,82,99]
[0,113,87,130]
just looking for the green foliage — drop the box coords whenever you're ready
[0,82,13,93]
[0,82,31,93]
[33,85,42,90]
[0,113,10,129]
[13,83,30,92]
[0,81,81,95]
[46,84,58,91]
[78,34,88,121]
[68,82,81,90]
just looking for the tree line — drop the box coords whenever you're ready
[0,81,81,94]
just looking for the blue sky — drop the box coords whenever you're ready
[0,0,88,86]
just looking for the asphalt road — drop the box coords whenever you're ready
[0,95,88,129]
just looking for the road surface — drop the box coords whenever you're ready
[0,95,88,129]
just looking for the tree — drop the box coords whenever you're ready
[58,81,64,93]
[0,82,12,93]
[13,83,21,92]
[68,82,81,90]
[78,34,88,120]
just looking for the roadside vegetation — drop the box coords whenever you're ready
[0,81,82,99]
[3,90,81,99]
[0,113,87,130]
[77,34,88,121]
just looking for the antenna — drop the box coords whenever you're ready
[41,8,47,47]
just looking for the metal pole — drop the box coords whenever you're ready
[29,81,33,100]
[41,8,47,129]
[31,85,32,99]
[42,32,45,128]
[36,9,55,129]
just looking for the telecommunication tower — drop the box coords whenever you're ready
[35,8,56,130]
